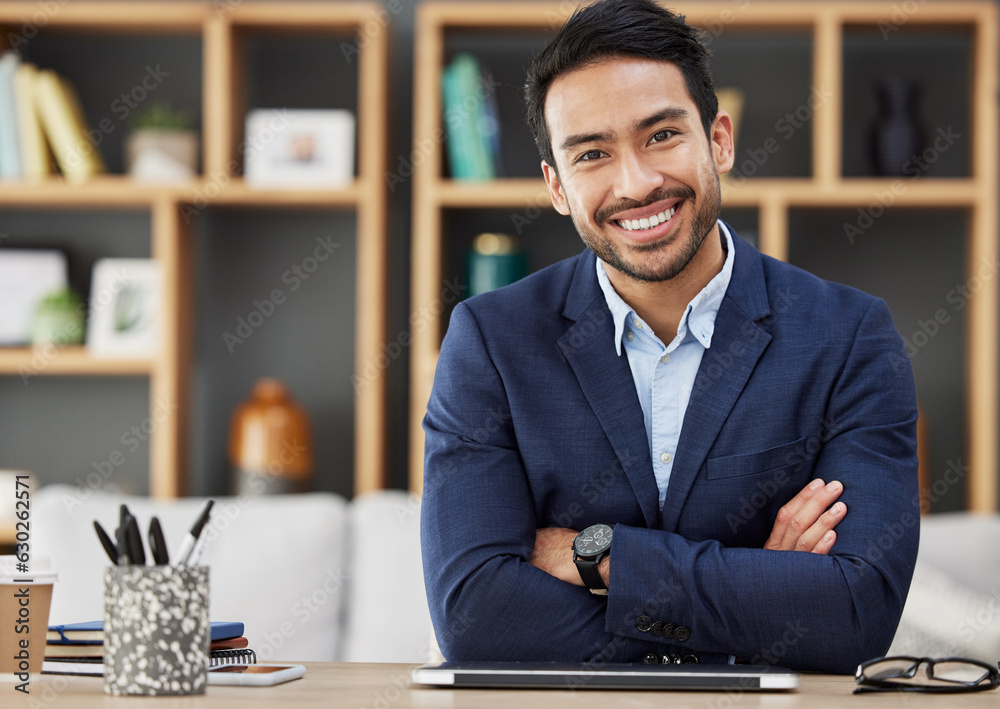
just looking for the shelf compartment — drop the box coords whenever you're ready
[842,25,973,179]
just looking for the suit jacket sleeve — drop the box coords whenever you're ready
[606,297,919,674]
[422,301,650,663]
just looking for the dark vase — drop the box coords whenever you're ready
[871,78,924,177]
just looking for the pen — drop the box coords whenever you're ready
[176,500,214,566]
[148,516,169,565]
[125,513,146,565]
[116,521,131,567]
[93,521,119,565]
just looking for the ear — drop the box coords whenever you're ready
[710,110,735,175]
[541,161,570,216]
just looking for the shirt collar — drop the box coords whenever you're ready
[596,221,736,355]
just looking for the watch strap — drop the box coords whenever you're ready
[574,554,607,590]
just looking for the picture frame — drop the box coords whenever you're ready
[0,249,67,345]
[85,258,161,358]
[244,108,356,188]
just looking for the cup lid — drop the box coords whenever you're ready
[0,555,58,583]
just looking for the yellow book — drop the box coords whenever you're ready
[14,62,52,180]
[33,69,105,183]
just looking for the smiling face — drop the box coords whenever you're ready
[541,57,734,284]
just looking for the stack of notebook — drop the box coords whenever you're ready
[44,620,255,675]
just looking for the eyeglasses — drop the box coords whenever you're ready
[855,656,1000,693]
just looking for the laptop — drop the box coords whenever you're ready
[411,662,800,691]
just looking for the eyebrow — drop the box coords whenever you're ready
[558,107,691,153]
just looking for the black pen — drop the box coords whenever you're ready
[148,517,169,565]
[176,500,214,566]
[93,521,119,565]
[116,521,131,566]
[125,513,146,565]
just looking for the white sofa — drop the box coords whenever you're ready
[888,512,1000,664]
[31,484,433,663]
[33,482,995,666]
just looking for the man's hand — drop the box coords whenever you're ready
[765,478,846,554]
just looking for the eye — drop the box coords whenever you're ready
[576,149,606,163]
[650,129,675,144]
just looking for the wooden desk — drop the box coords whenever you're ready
[7,663,1000,707]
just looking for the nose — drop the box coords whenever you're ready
[612,151,665,202]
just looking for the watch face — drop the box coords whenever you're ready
[575,524,613,556]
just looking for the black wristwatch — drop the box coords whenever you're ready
[573,523,613,591]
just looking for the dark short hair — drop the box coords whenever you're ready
[524,0,718,169]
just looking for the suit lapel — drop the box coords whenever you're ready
[558,253,661,529]
[660,234,773,532]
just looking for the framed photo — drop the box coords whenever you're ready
[86,259,161,358]
[244,109,356,188]
[0,249,67,345]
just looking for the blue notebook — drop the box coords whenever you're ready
[48,620,244,645]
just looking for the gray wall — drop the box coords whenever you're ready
[2,0,995,512]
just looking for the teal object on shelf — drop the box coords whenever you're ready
[466,233,527,297]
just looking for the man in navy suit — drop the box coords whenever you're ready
[421,0,918,674]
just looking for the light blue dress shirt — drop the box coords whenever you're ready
[596,222,736,509]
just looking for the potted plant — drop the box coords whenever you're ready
[31,287,85,347]
[125,101,199,181]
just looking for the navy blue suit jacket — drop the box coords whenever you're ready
[421,230,919,674]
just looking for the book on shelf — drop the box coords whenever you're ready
[0,52,23,180]
[14,61,53,180]
[442,53,501,181]
[33,68,106,183]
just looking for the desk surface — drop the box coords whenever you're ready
[6,662,999,707]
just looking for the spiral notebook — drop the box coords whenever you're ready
[42,647,258,676]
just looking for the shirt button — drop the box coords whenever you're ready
[634,318,643,329]
[625,331,634,342]
[660,353,670,364]
[660,452,672,464]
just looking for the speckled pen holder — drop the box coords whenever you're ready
[103,565,210,696]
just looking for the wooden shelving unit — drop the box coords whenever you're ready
[409,1,999,510]
[0,2,388,501]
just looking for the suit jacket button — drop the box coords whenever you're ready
[674,626,691,642]
[642,653,659,664]
[662,623,676,639]
[650,621,665,636]
[635,615,653,633]
[669,654,682,664]
[683,654,699,664]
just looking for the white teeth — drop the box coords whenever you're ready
[617,206,676,232]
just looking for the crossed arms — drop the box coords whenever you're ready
[422,296,919,674]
